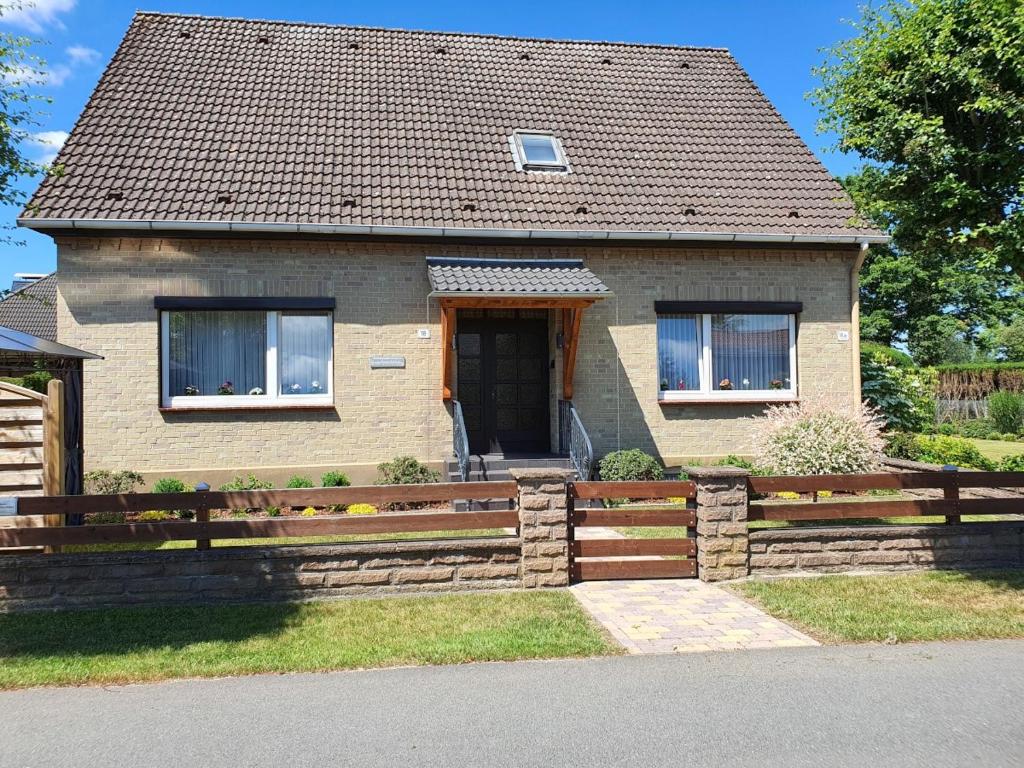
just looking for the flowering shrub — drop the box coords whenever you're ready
[137,510,170,522]
[217,381,234,395]
[300,506,317,517]
[749,395,884,475]
[347,503,377,515]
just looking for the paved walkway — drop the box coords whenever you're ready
[571,579,818,653]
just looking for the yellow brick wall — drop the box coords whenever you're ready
[56,237,857,482]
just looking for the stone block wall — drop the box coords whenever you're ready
[749,522,1024,575]
[0,538,522,612]
[512,467,572,588]
[688,465,751,582]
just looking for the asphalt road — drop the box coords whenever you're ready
[2,641,1023,768]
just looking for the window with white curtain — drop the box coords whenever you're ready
[657,311,796,401]
[161,310,333,408]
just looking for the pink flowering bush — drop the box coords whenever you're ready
[749,395,885,475]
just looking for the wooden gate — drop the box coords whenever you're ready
[568,480,697,581]
[0,379,64,550]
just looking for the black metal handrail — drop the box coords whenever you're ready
[452,400,471,482]
[558,399,594,480]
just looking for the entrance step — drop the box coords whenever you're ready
[447,454,601,511]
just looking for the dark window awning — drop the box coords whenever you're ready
[427,257,611,300]
[0,324,101,359]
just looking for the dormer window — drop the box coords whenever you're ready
[511,131,569,172]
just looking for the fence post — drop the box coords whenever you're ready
[509,468,573,588]
[194,481,211,550]
[42,378,65,554]
[685,465,751,582]
[943,464,960,525]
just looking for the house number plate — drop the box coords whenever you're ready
[0,498,17,516]
[370,356,406,369]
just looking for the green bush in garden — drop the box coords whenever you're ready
[219,474,273,515]
[375,458,438,485]
[860,342,915,368]
[997,454,1024,472]
[987,391,1024,434]
[151,477,193,519]
[321,471,352,488]
[84,469,144,495]
[286,475,315,488]
[860,351,936,432]
[21,370,52,393]
[598,449,664,482]
[882,432,920,461]
[958,419,994,439]
[912,435,995,471]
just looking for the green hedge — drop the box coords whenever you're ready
[934,363,1024,400]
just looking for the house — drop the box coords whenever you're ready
[18,12,886,487]
[0,273,57,342]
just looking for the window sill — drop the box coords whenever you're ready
[658,395,798,406]
[160,402,336,414]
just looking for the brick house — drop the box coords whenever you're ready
[19,13,886,487]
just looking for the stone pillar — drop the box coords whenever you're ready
[685,466,751,582]
[510,468,573,588]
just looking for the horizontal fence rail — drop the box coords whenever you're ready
[0,481,520,551]
[747,471,1024,523]
[568,480,697,581]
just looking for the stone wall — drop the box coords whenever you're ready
[749,522,1024,575]
[0,537,521,612]
[57,237,858,482]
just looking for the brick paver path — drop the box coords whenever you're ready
[571,579,819,654]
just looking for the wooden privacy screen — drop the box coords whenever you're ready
[0,481,518,551]
[0,380,64,550]
[747,471,1024,523]
[569,480,697,581]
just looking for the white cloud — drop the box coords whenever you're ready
[66,44,99,65]
[1,0,77,34]
[27,129,69,164]
[3,62,71,87]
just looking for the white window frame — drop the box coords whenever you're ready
[160,310,334,409]
[657,313,798,402]
[510,130,570,173]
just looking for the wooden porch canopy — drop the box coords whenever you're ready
[426,257,612,401]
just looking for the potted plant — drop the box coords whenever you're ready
[183,385,199,396]
[769,379,784,390]
[719,378,733,390]
[217,380,234,395]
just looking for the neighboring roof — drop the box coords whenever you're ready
[20,13,886,245]
[0,324,100,359]
[0,273,57,341]
[427,257,611,298]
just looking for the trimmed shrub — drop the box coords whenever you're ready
[988,391,1024,434]
[151,477,193,519]
[860,351,936,432]
[84,469,144,495]
[21,370,52,394]
[882,432,920,460]
[320,471,352,488]
[958,419,994,439]
[936,423,957,436]
[598,449,664,482]
[375,457,439,485]
[219,474,273,515]
[286,475,315,488]
[912,435,995,471]
[137,510,170,522]
[860,341,915,368]
[998,454,1024,472]
[750,395,884,475]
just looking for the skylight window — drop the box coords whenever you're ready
[511,131,569,172]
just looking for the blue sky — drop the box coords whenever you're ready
[0,0,867,286]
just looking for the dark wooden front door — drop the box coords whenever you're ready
[457,318,550,454]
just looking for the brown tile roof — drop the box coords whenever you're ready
[0,273,57,341]
[427,257,611,296]
[21,13,883,242]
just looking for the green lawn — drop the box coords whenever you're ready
[0,590,619,690]
[733,570,1024,643]
[967,438,1024,461]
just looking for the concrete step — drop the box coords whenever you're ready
[446,456,573,474]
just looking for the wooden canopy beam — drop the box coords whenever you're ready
[441,305,455,400]
[562,307,584,400]
[436,296,595,310]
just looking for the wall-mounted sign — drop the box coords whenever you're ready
[0,498,17,516]
[837,330,850,341]
[370,356,406,369]
[417,329,431,339]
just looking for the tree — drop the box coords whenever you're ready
[0,1,49,240]
[814,0,1024,278]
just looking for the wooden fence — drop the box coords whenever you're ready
[569,480,697,581]
[0,481,518,552]
[747,470,1024,523]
